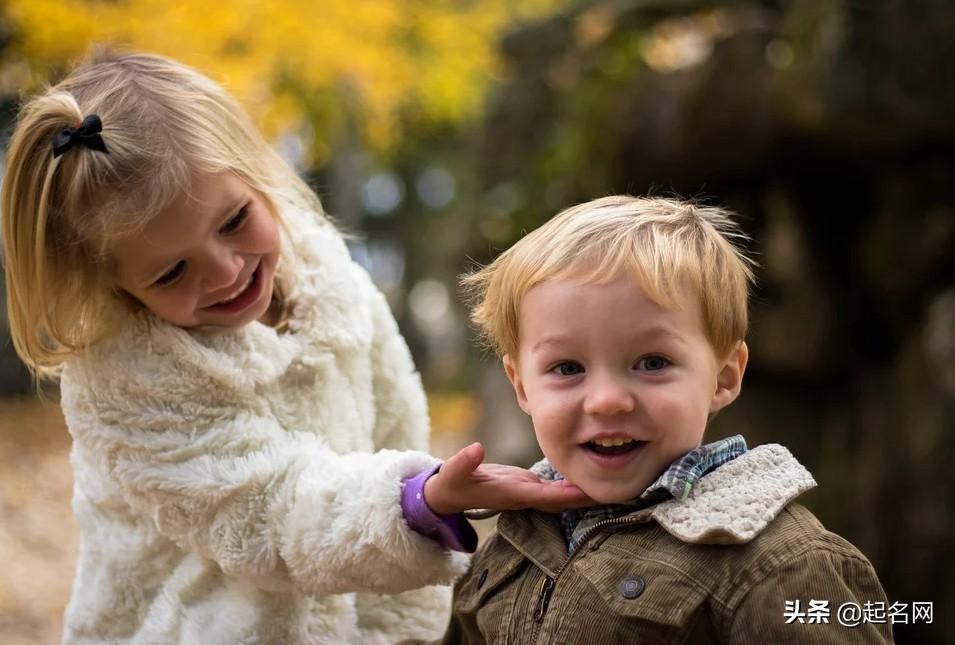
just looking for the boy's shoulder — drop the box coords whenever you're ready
[736,501,874,571]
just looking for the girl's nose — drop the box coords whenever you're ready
[582,374,636,416]
[200,248,243,292]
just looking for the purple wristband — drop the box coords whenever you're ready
[401,463,478,553]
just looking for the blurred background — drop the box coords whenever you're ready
[0,1,953,643]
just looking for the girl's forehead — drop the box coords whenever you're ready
[109,173,250,271]
[116,172,245,233]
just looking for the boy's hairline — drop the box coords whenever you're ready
[500,264,744,364]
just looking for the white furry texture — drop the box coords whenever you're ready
[651,444,817,544]
[59,209,467,643]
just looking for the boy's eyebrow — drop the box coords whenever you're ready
[531,326,687,352]
[530,336,573,352]
[635,325,689,343]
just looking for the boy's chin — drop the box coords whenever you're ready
[578,482,646,505]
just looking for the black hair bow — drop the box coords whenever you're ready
[52,114,109,158]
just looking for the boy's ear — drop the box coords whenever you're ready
[502,354,530,415]
[710,341,749,413]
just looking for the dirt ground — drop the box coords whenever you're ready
[0,397,75,644]
[0,393,488,643]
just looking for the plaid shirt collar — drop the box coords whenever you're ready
[552,435,748,553]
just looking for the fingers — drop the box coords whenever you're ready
[518,481,593,512]
[440,442,484,484]
[430,454,593,514]
[479,478,592,512]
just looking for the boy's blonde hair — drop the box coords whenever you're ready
[2,49,323,377]
[463,195,756,360]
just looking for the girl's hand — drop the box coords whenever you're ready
[422,442,592,515]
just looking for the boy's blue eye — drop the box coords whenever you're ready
[637,355,670,371]
[154,260,185,287]
[554,361,584,376]
[220,205,249,234]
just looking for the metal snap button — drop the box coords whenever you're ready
[477,568,489,589]
[618,575,645,599]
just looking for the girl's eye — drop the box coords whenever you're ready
[154,260,185,287]
[219,205,249,234]
[637,355,670,371]
[554,361,584,376]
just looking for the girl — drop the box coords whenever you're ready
[1,51,586,643]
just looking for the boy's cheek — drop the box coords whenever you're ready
[530,405,575,435]
[648,390,709,426]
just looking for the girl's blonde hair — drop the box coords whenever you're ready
[2,49,323,377]
[463,195,757,360]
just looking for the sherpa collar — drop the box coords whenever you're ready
[647,443,816,544]
[524,444,816,547]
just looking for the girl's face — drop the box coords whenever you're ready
[112,172,281,329]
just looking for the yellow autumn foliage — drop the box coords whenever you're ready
[1,0,560,160]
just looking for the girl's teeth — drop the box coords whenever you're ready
[218,275,252,304]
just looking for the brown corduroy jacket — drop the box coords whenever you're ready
[434,445,893,644]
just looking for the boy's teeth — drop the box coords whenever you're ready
[591,437,634,447]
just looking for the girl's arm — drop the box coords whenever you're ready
[61,359,468,598]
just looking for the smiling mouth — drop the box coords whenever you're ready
[215,273,254,305]
[584,438,645,456]
[202,262,263,314]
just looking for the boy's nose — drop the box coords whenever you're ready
[582,375,636,416]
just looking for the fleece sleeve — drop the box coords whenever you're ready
[358,265,432,453]
[60,366,469,598]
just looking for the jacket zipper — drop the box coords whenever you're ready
[533,575,555,622]
[528,514,649,641]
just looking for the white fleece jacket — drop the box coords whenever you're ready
[59,208,469,644]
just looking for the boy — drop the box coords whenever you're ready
[435,196,891,643]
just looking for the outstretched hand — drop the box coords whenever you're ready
[423,442,592,515]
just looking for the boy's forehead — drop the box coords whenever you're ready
[510,272,723,355]
[523,268,696,311]
[518,275,699,328]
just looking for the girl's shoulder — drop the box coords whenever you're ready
[67,314,308,400]
[63,313,226,391]
[276,207,378,343]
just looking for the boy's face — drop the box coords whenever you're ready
[504,275,747,504]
